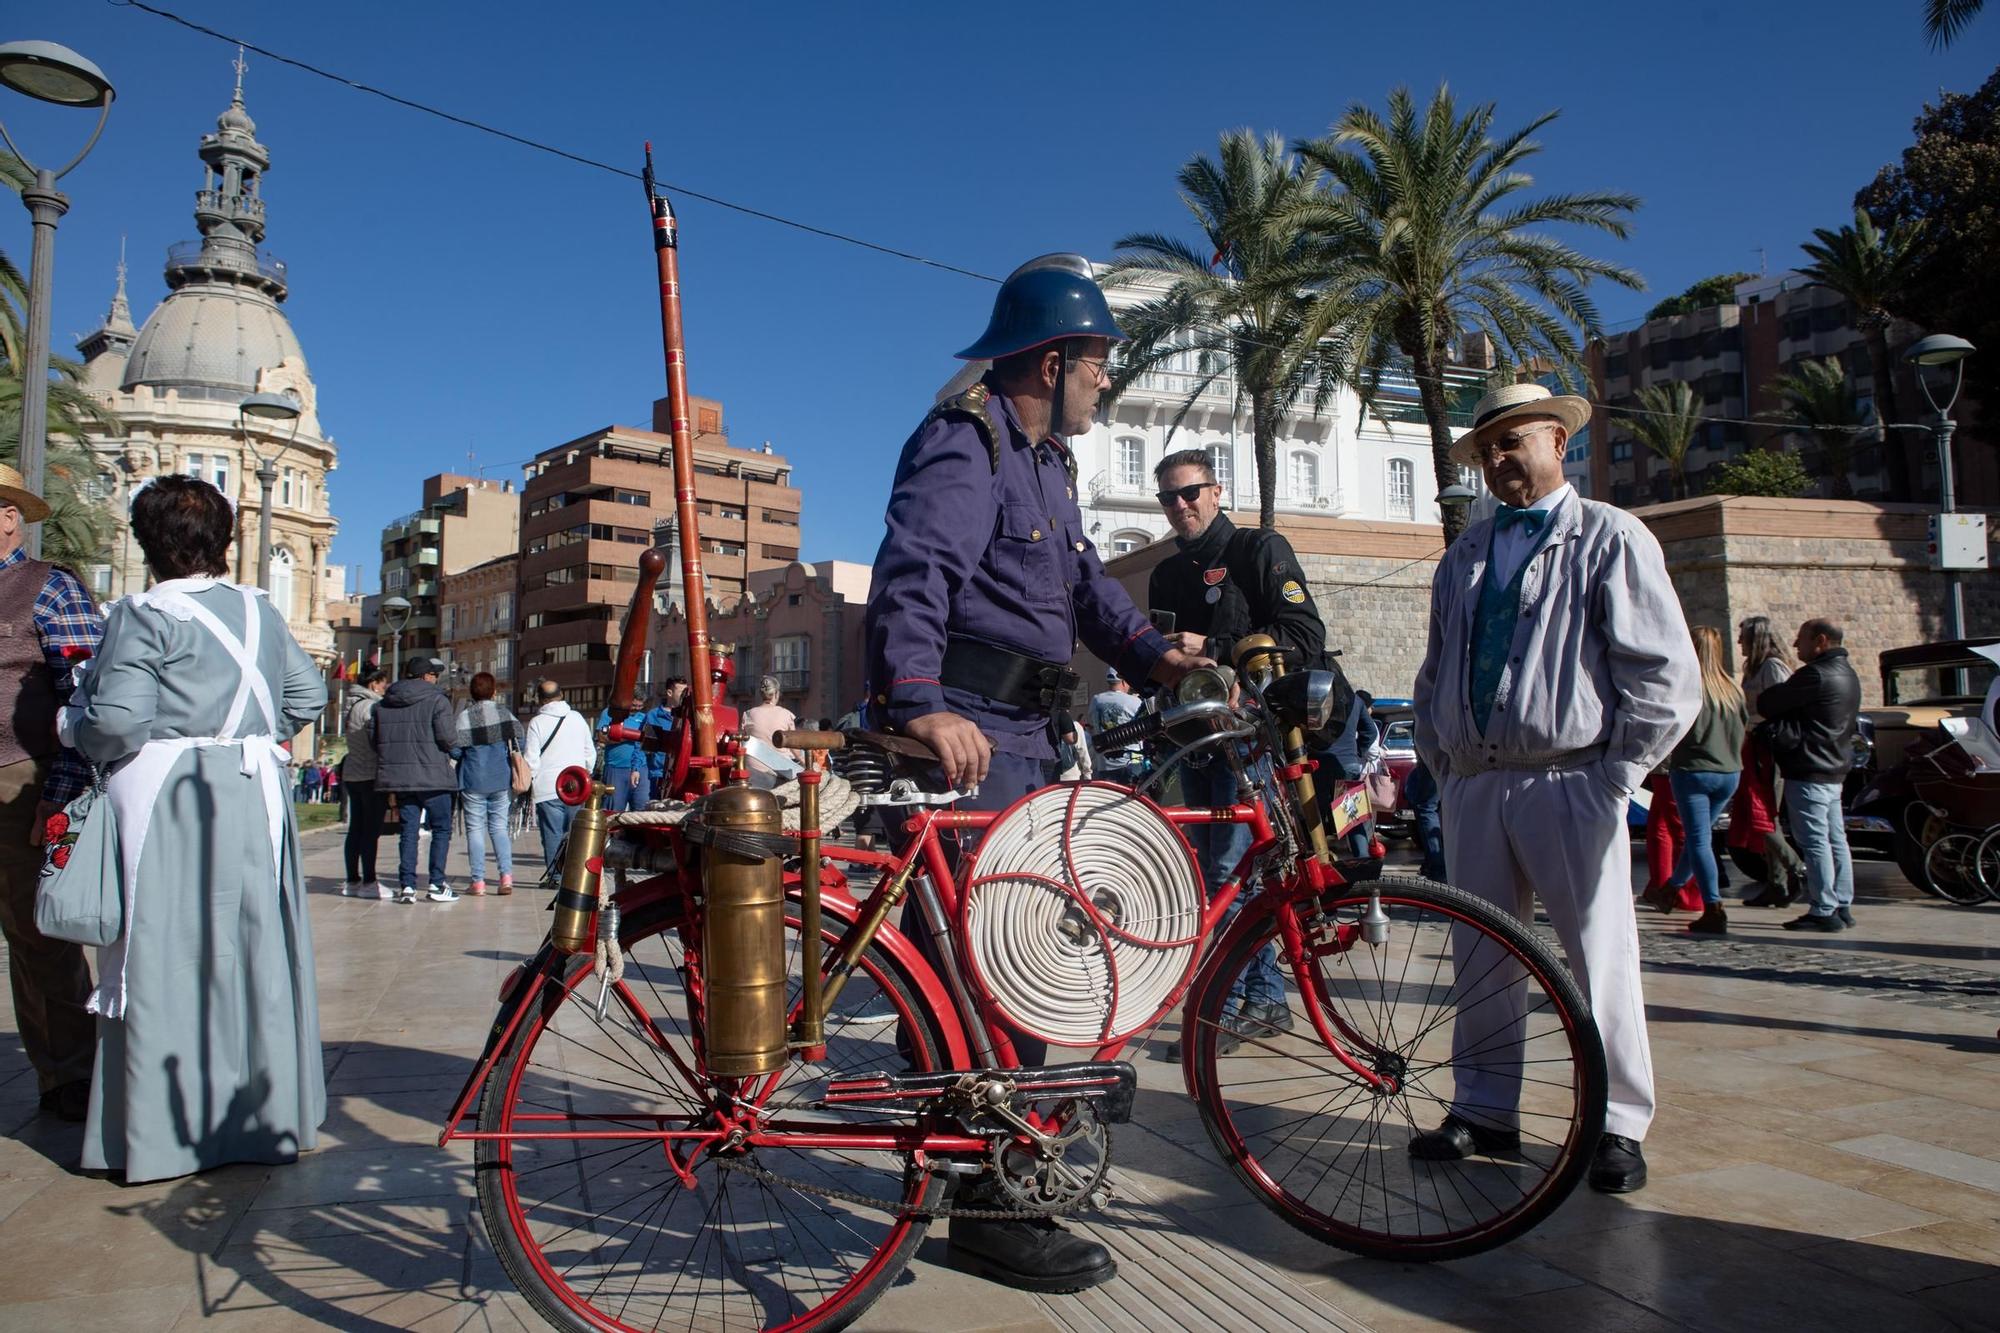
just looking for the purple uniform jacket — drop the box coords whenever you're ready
[866,379,1168,757]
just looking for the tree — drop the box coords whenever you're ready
[1857,64,2000,420]
[1797,208,1927,500]
[1286,84,1644,542]
[1761,357,1863,498]
[1923,0,1985,48]
[1709,448,1810,498]
[1627,381,1703,500]
[1106,130,1345,528]
[1647,271,1754,321]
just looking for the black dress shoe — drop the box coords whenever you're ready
[1782,912,1845,933]
[1407,1114,1521,1161]
[1836,906,1856,928]
[947,1213,1116,1293]
[1589,1133,1647,1193]
[1687,904,1728,935]
[38,1080,89,1123]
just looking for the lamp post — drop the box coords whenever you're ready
[237,391,301,593]
[1436,483,1479,543]
[0,41,114,559]
[1902,334,1978,641]
[381,595,412,681]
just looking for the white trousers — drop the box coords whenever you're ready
[1440,766,1656,1141]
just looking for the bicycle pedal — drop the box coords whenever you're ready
[821,1061,1137,1123]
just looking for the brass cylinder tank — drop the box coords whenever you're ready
[551,789,612,954]
[700,785,789,1076]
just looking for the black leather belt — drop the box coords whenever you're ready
[940,637,1083,714]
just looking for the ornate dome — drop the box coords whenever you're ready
[122,283,308,397]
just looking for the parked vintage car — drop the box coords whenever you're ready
[1367,697,1418,839]
[1847,638,2000,890]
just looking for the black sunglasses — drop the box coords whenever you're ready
[1155,482,1214,507]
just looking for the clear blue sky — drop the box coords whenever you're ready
[11,2,1995,591]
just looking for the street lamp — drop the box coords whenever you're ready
[0,40,114,559]
[381,595,412,681]
[1902,334,1978,641]
[1436,483,1479,542]
[237,391,302,593]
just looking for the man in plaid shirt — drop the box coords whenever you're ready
[0,466,102,1123]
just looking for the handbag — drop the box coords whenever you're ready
[35,775,124,947]
[509,742,533,795]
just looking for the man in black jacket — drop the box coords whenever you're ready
[1148,448,1328,1051]
[373,656,459,904]
[1757,619,1860,932]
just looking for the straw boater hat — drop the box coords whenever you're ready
[0,465,51,524]
[1449,383,1592,468]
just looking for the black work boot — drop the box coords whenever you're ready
[946,1209,1116,1293]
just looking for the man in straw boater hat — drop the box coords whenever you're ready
[1412,383,1699,1194]
[0,464,102,1122]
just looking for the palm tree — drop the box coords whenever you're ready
[1761,357,1863,499]
[1104,130,1346,528]
[1798,208,1926,500]
[1285,84,1644,541]
[1627,381,1702,501]
[1924,0,1984,48]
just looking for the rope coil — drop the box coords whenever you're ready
[962,783,1204,1045]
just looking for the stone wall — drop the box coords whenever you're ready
[1086,498,2000,709]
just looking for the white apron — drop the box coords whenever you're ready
[63,584,288,1019]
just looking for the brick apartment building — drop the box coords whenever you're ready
[518,395,803,713]
[439,554,519,701]
[652,559,870,724]
[1587,272,1995,507]
[378,474,520,659]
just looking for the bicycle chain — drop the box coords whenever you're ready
[710,1137,1109,1222]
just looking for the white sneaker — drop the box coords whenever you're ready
[398,885,418,904]
[427,884,459,903]
[339,880,364,897]
[375,882,396,900]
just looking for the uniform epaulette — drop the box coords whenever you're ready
[924,382,1004,472]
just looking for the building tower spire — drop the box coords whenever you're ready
[77,235,138,362]
[171,54,286,301]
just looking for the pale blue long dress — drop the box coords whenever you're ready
[64,577,327,1182]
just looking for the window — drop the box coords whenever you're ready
[270,546,295,621]
[1208,444,1234,499]
[494,591,511,629]
[762,509,798,526]
[90,564,111,596]
[1116,437,1144,489]
[442,605,457,637]
[770,635,810,686]
[761,544,798,560]
[1288,451,1318,501]
[1611,440,1634,462]
[614,489,651,505]
[184,452,203,478]
[280,468,294,507]
[385,565,407,592]
[1110,529,1149,557]
[496,640,511,673]
[1386,458,1415,521]
[211,455,229,497]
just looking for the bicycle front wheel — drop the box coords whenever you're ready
[477,893,952,1333]
[1187,874,1606,1261]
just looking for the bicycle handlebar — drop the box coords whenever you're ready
[775,729,846,751]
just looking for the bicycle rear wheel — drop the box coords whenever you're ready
[1926,831,1992,905]
[1187,874,1605,1262]
[477,893,951,1332]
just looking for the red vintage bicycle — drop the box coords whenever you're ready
[436,152,1606,1331]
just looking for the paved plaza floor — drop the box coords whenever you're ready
[0,822,1997,1331]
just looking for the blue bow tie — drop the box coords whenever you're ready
[1496,505,1548,535]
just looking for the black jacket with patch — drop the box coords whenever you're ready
[1145,513,1328,672]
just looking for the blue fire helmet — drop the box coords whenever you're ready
[956,253,1127,361]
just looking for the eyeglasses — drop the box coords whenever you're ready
[1472,422,1558,459]
[1071,355,1111,381]
[1156,482,1216,508]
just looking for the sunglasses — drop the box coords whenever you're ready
[1156,482,1215,508]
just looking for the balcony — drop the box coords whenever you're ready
[415,545,441,568]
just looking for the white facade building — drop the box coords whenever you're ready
[1069,275,1483,555]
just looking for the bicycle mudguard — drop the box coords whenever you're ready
[439,944,568,1145]
[822,1061,1137,1124]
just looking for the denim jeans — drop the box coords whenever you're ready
[605,766,652,814]
[343,778,384,882]
[1786,780,1852,916]
[1669,769,1740,906]
[462,788,514,883]
[1183,755,1284,1009]
[395,790,455,890]
[536,798,577,874]
[1403,761,1446,881]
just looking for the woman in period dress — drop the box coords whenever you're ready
[60,476,327,1182]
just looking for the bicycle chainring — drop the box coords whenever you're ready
[988,1103,1112,1214]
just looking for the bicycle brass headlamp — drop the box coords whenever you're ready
[1175,665,1235,707]
[1264,669,1341,732]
